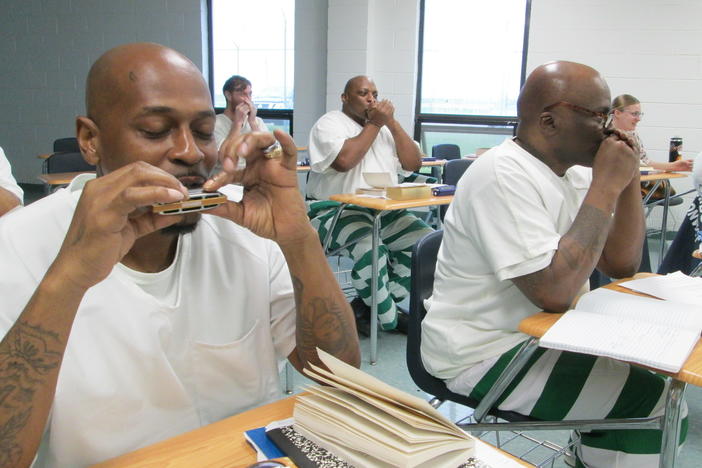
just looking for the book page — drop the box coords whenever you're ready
[303,388,458,444]
[315,349,454,423]
[304,365,461,436]
[575,288,702,330]
[540,309,699,372]
[619,272,702,306]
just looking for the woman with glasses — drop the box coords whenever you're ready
[611,94,693,172]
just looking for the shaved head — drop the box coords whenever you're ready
[85,42,209,124]
[517,61,609,127]
[343,75,372,95]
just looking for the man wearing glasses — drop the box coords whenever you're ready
[422,61,684,467]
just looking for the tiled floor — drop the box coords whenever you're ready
[21,183,702,466]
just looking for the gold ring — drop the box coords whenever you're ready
[264,145,283,159]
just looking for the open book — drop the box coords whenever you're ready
[539,288,702,372]
[295,349,475,468]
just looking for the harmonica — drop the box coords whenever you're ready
[153,188,227,215]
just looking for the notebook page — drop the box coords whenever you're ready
[619,272,702,305]
[540,309,699,372]
[575,288,702,331]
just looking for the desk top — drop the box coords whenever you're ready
[640,172,688,182]
[37,171,94,186]
[95,393,532,467]
[518,274,702,387]
[330,193,453,210]
[421,159,447,167]
[94,396,297,467]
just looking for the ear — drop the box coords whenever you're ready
[341,92,348,104]
[76,116,101,166]
[224,90,232,104]
[538,111,558,136]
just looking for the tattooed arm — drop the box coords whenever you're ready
[206,130,361,371]
[0,163,188,467]
[511,133,641,313]
[284,230,361,373]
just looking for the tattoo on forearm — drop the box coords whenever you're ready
[0,321,63,466]
[293,276,356,362]
[559,204,611,271]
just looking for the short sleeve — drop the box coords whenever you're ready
[464,160,563,281]
[267,243,296,361]
[0,148,23,204]
[213,115,231,150]
[308,114,349,172]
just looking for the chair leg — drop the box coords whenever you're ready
[473,337,540,422]
[284,362,294,394]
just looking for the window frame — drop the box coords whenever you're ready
[413,0,532,140]
[206,0,295,135]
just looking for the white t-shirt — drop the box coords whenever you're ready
[0,174,296,467]
[421,138,592,379]
[306,110,404,200]
[0,146,23,204]
[214,113,269,149]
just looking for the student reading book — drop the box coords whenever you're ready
[539,288,702,372]
[295,349,475,468]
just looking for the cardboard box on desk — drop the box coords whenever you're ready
[358,172,433,200]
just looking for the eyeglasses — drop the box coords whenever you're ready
[543,101,612,128]
[623,110,644,118]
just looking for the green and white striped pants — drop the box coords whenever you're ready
[308,201,433,330]
[447,341,688,468]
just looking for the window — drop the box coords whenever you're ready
[415,0,531,156]
[208,0,295,133]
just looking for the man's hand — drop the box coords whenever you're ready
[204,130,311,247]
[53,162,188,291]
[366,99,394,127]
[233,102,251,127]
[670,158,693,172]
[244,97,259,128]
[591,131,639,197]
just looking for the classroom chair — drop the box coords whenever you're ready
[431,143,461,160]
[439,158,473,221]
[407,230,661,466]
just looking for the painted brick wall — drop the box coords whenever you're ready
[0,0,205,183]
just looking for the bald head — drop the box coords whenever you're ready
[343,75,372,95]
[85,42,208,123]
[517,61,609,126]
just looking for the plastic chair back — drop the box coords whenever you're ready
[431,144,461,161]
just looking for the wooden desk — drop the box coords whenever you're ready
[94,396,296,467]
[329,193,452,364]
[518,275,698,468]
[95,394,532,467]
[640,171,689,265]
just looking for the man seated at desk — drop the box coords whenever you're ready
[214,74,269,162]
[0,43,360,467]
[306,75,433,333]
[0,146,23,216]
[422,61,687,467]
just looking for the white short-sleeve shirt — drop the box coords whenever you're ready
[0,146,23,204]
[306,110,403,200]
[214,113,269,150]
[421,138,592,379]
[0,174,296,466]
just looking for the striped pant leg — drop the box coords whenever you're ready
[308,202,398,329]
[447,342,688,468]
[377,210,434,302]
